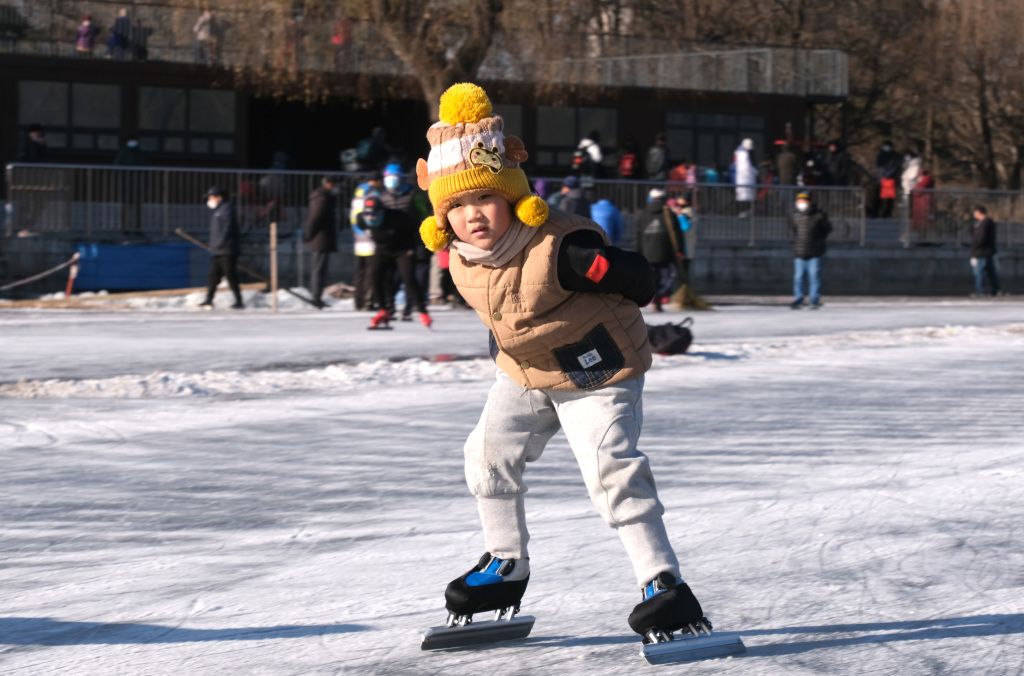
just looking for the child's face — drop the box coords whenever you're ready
[447,192,512,249]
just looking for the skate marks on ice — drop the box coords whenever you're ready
[0,617,369,646]
[735,613,1024,659]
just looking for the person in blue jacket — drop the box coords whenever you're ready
[590,197,623,245]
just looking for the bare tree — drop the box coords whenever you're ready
[368,0,503,119]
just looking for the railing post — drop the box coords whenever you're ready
[85,167,93,238]
[747,195,757,247]
[270,221,279,313]
[163,170,170,238]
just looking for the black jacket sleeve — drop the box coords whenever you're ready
[304,189,325,241]
[557,229,657,306]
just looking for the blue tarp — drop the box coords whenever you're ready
[75,242,192,291]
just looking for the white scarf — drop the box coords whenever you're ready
[450,217,536,267]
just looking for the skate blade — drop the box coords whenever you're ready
[641,631,745,664]
[421,615,535,651]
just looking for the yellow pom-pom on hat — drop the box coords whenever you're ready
[438,83,493,125]
[419,215,451,252]
[515,194,549,227]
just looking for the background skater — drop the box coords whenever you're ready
[199,186,243,310]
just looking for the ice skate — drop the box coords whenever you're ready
[367,308,392,330]
[421,553,534,650]
[629,572,745,664]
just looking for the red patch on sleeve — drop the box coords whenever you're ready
[585,254,610,283]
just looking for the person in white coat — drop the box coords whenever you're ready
[901,152,922,205]
[734,138,758,211]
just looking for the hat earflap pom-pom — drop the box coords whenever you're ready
[515,195,549,227]
[419,215,450,252]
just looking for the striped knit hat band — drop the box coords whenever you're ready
[415,83,549,252]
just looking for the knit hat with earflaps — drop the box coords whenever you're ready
[416,83,549,252]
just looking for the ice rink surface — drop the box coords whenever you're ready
[1,299,1022,675]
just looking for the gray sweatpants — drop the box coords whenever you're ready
[464,371,681,587]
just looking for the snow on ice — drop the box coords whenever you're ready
[1,298,1022,675]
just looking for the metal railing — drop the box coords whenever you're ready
[543,48,849,98]
[7,164,869,249]
[12,163,1024,252]
[3,16,847,98]
[899,188,1024,248]
[538,177,866,248]
[4,163,371,240]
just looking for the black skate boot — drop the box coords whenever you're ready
[444,552,530,622]
[628,572,707,640]
[629,572,746,664]
[421,553,535,650]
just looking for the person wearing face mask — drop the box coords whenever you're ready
[358,196,430,329]
[788,192,831,310]
[302,175,340,309]
[199,186,244,309]
[378,164,433,319]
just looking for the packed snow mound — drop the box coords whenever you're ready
[3,323,1021,399]
[0,357,496,399]
[35,287,356,311]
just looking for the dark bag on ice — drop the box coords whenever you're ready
[647,318,693,355]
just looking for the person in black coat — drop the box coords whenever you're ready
[379,164,432,319]
[875,141,902,218]
[200,186,243,309]
[636,188,684,312]
[15,124,48,230]
[303,175,339,308]
[359,196,430,328]
[776,142,798,186]
[824,139,851,186]
[17,124,47,163]
[789,191,832,309]
[115,135,146,236]
[107,8,131,59]
[970,205,1000,297]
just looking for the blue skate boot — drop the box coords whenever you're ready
[421,552,534,650]
[444,552,530,625]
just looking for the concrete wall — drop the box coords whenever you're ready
[691,243,1019,296]
[2,234,1018,299]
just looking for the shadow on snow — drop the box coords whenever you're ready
[0,617,370,646]
[525,613,1023,657]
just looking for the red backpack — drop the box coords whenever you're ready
[618,151,638,177]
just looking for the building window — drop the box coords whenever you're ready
[137,87,236,157]
[536,106,617,170]
[139,87,186,131]
[18,80,120,152]
[18,81,68,128]
[492,104,523,137]
[189,89,235,133]
[668,111,765,169]
[71,83,120,128]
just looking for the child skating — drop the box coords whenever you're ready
[416,83,743,663]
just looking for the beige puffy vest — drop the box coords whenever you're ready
[450,208,652,391]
